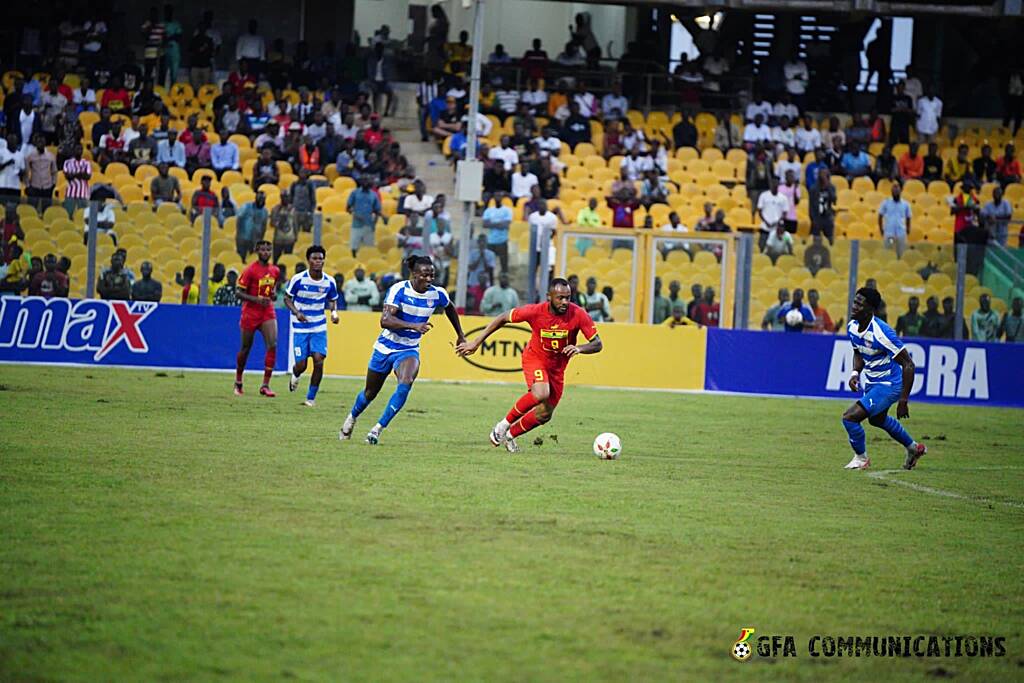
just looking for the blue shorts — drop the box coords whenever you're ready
[293,331,328,362]
[859,382,901,417]
[368,349,419,376]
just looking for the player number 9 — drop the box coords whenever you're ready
[534,369,544,381]
[550,340,559,350]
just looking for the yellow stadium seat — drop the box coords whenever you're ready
[675,147,699,162]
[105,162,130,178]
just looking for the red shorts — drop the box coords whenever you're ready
[240,305,277,332]
[522,351,565,408]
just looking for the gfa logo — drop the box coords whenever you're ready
[0,297,157,361]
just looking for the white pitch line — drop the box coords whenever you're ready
[867,469,1024,511]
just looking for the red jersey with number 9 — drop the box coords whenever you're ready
[509,302,597,369]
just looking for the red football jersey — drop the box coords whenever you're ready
[509,302,598,368]
[238,261,280,311]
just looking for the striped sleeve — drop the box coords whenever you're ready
[286,273,303,298]
[873,319,904,356]
[327,279,339,302]
[384,282,403,307]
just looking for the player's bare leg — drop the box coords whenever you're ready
[290,357,308,393]
[491,389,541,446]
[340,369,388,440]
[304,353,325,407]
[502,382,554,452]
[234,328,256,395]
[367,356,419,444]
[258,319,278,397]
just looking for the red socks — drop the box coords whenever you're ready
[263,349,275,385]
[506,393,539,423]
[235,351,246,383]
[509,409,542,438]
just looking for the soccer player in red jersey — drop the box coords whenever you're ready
[458,278,603,452]
[234,240,281,396]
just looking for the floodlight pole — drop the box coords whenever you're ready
[454,0,485,311]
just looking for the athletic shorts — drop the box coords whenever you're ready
[858,382,902,418]
[292,331,328,362]
[522,350,565,409]
[368,348,418,376]
[240,305,277,332]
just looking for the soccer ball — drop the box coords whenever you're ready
[732,641,752,661]
[785,308,804,327]
[593,432,621,460]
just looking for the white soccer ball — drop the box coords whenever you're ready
[593,432,622,460]
[785,308,804,327]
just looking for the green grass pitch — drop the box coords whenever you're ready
[1,366,1022,682]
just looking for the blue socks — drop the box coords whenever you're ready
[351,390,370,418]
[306,383,319,401]
[378,383,412,428]
[843,419,866,455]
[843,416,916,456]
[881,415,914,447]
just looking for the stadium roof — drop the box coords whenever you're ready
[548,0,1012,17]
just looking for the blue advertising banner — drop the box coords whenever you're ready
[0,297,290,371]
[705,328,1024,409]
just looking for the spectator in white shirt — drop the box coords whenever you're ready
[757,176,790,252]
[488,135,519,171]
[659,211,690,256]
[771,116,795,153]
[773,96,799,123]
[520,78,548,116]
[494,87,520,117]
[463,111,493,137]
[600,82,629,121]
[794,115,822,154]
[620,149,654,181]
[743,114,772,148]
[915,86,943,142]
[235,19,266,66]
[510,163,539,200]
[783,54,809,99]
[572,86,600,119]
[528,199,559,270]
[621,120,646,153]
[744,97,773,123]
[775,147,802,183]
[401,181,434,217]
[532,129,561,154]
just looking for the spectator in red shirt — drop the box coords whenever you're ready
[27,253,69,298]
[99,76,131,113]
[190,175,220,220]
[522,38,549,81]
[996,143,1021,186]
[808,288,837,333]
[898,142,924,180]
[1,206,25,263]
[228,59,257,96]
[951,178,981,235]
[363,114,384,147]
[694,286,720,327]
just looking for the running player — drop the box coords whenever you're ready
[234,240,280,396]
[842,287,928,470]
[284,245,339,407]
[339,255,466,445]
[457,278,603,452]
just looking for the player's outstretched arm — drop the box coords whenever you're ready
[443,302,467,346]
[456,311,511,356]
[893,349,915,419]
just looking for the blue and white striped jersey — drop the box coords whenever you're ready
[286,271,339,334]
[374,280,450,355]
[848,316,905,386]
